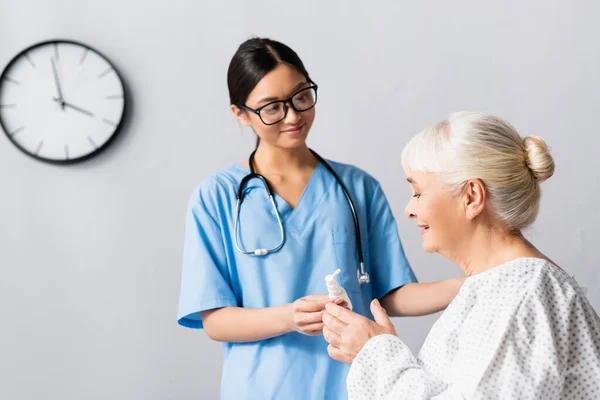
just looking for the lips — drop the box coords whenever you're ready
[281,122,305,136]
[418,224,430,235]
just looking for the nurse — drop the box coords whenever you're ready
[177,37,464,400]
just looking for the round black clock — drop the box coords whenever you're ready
[0,39,126,164]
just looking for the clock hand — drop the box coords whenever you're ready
[53,98,95,117]
[50,58,64,109]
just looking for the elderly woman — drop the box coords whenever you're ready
[322,112,600,399]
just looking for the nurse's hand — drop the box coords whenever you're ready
[288,294,331,336]
[329,297,350,309]
[322,299,396,364]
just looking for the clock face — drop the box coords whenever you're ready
[0,40,126,164]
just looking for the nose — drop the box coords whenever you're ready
[405,199,416,219]
[284,103,301,123]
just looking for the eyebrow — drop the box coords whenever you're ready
[256,82,309,105]
[406,177,417,184]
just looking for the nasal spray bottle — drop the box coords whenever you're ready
[325,269,353,310]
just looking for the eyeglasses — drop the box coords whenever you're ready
[243,85,318,125]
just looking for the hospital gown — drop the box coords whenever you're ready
[347,257,600,399]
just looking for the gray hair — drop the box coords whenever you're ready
[401,111,555,232]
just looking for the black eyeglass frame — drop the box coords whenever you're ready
[242,84,319,126]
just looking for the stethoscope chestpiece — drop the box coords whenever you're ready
[357,268,371,286]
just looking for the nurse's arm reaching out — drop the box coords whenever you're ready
[200,294,334,343]
[380,277,465,317]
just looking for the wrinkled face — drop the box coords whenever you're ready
[232,63,316,150]
[404,171,471,255]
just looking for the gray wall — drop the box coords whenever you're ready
[1,1,599,399]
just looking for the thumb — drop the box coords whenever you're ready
[371,299,393,328]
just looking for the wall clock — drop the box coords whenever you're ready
[0,39,126,164]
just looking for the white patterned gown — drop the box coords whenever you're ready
[347,258,600,399]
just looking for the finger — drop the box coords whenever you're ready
[305,330,324,337]
[322,311,347,334]
[322,326,342,348]
[371,299,394,328]
[325,303,361,324]
[301,322,324,334]
[296,310,325,325]
[335,299,350,309]
[330,297,348,306]
[327,345,354,364]
[304,294,330,302]
[296,299,328,313]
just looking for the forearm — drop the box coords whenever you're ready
[381,277,465,317]
[201,305,292,343]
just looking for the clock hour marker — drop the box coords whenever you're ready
[87,136,98,149]
[80,48,89,64]
[103,118,117,126]
[106,94,123,100]
[24,53,36,68]
[0,104,16,108]
[35,140,44,155]
[54,43,59,60]
[9,126,24,136]
[98,67,113,78]
[3,76,20,85]
[64,145,69,160]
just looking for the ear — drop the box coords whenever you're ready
[463,179,486,220]
[230,105,252,127]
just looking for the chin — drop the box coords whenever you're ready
[423,246,437,254]
[422,241,437,253]
[277,136,309,149]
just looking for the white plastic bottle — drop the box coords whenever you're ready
[325,269,353,310]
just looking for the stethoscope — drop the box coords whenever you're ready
[234,149,371,286]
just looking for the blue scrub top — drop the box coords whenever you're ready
[178,160,417,400]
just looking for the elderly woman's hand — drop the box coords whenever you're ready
[322,299,397,364]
